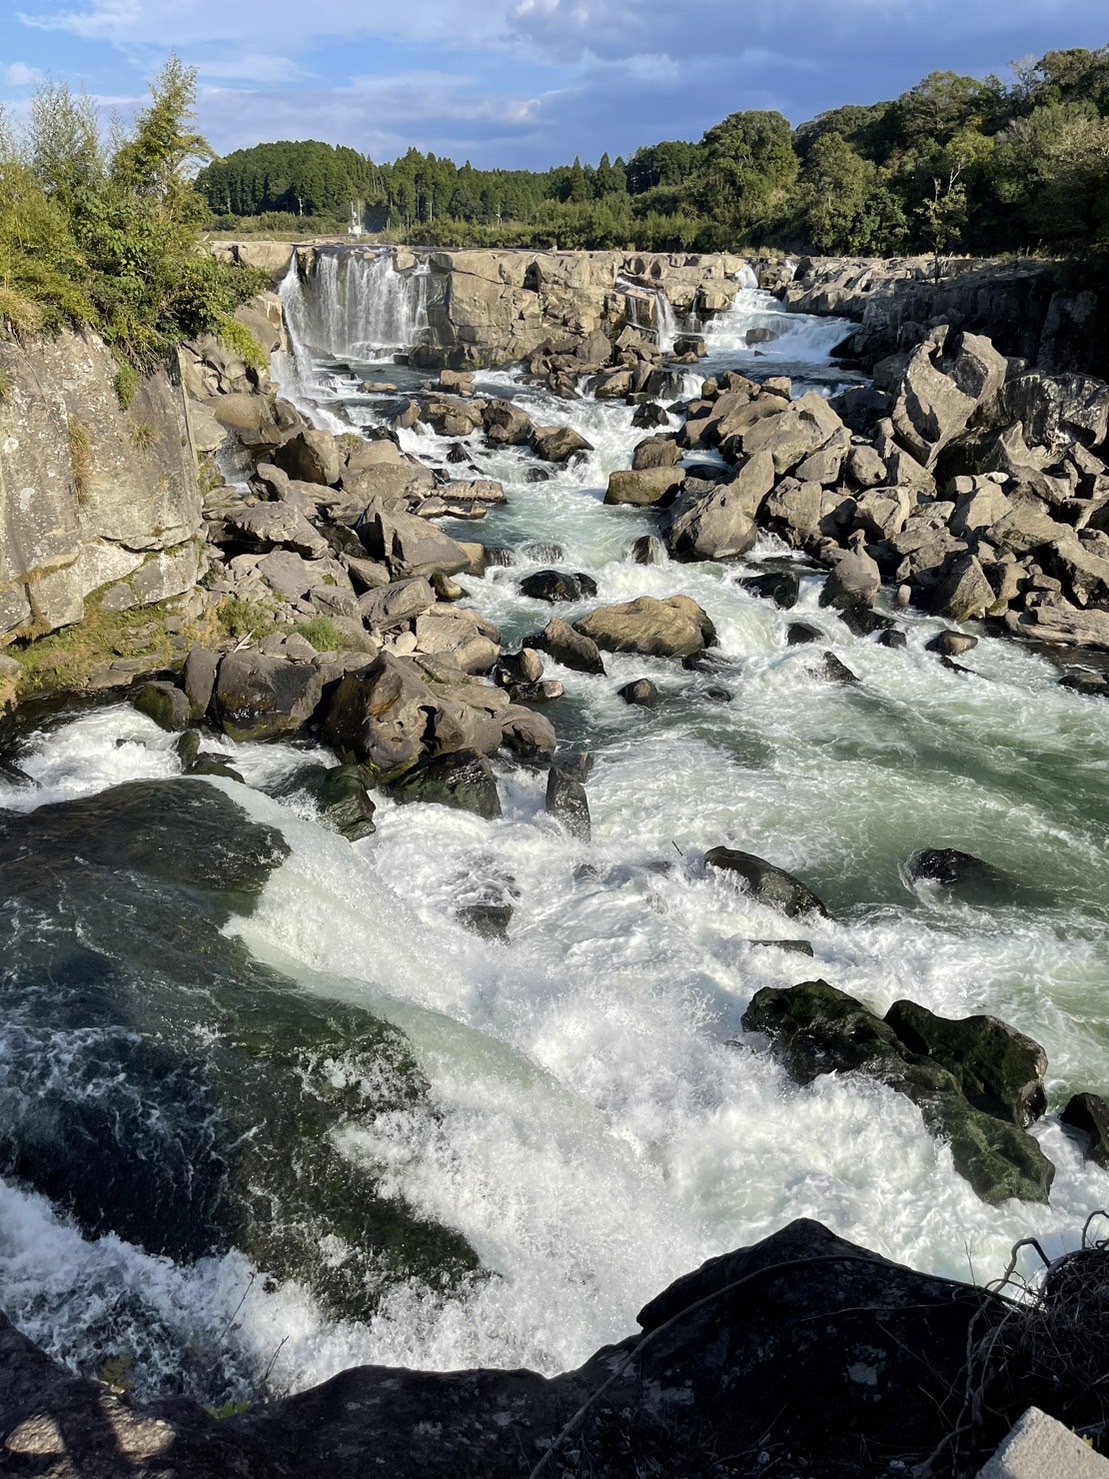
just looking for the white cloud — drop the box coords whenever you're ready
[196,53,309,85]
[2,61,45,86]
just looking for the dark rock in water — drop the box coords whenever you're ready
[632,399,669,428]
[445,443,471,464]
[837,604,895,638]
[525,466,552,483]
[702,684,733,702]
[188,754,246,783]
[629,533,666,565]
[546,767,591,842]
[312,764,377,841]
[927,629,978,656]
[705,847,829,919]
[815,651,859,684]
[134,680,190,733]
[883,999,1048,1127]
[519,569,598,603]
[484,546,516,567]
[743,980,1055,1205]
[457,900,513,941]
[748,938,815,956]
[1059,669,1109,697]
[907,847,994,888]
[175,729,201,767]
[551,750,594,782]
[619,678,661,708]
[787,620,822,645]
[878,627,908,649]
[939,654,974,675]
[738,570,800,609]
[390,750,501,820]
[213,652,324,743]
[1061,1092,1109,1167]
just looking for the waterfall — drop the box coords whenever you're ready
[281,247,430,362]
[616,277,682,352]
[737,263,759,291]
[700,286,849,362]
[655,290,679,353]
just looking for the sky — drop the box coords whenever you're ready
[1,0,1107,170]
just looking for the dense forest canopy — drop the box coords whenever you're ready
[195,44,1109,257]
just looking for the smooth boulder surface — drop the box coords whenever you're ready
[574,595,713,660]
[704,847,829,919]
[545,767,591,841]
[518,569,598,603]
[389,749,502,820]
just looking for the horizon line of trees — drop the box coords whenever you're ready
[195,44,1109,258]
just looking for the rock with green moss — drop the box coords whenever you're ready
[134,679,190,732]
[743,980,1054,1205]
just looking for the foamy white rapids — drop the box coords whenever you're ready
[4,265,1108,1406]
[702,285,850,365]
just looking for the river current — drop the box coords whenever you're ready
[1,259,1108,1407]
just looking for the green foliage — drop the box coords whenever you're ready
[218,598,274,640]
[218,316,267,371]
[113,362,141,408]
[295,616,341,651]
[204,1398,251,1420]
[0,56,265,373]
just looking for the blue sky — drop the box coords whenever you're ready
[2,0,1106,169]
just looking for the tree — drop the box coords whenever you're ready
[798,132,905,254]
[697,110,798,234]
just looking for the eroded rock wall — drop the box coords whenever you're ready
[0,329,203,641]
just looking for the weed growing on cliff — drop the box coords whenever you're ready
[218,316,267,372]
[66,418,93,502]
[0,367,10,402]
[113,362,141,409]
[129,420,160,451]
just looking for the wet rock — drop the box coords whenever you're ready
[907,847,994,888]
[574,595,712,660]
[134,680,190,733]
[1060,1092,1109,1168]
[545,768,591,841]
[738,570,799,608]
[518,570,598,603]
[213,652,324,743]
[705,847,829,919]
[390,749,501,820]
[500,705,558,762]
[619,678,662,708]
[787,621,822,645]
[482,399,533,446]
[665,450,773,562]
[188,754,246,783]
[743,980,1055,1205]
[883,999,1047,1128]
[632,435,681,471]
[630,534,666,564]
[529,618,606,676]
[837,604,896,637]
[815,651,859,684]
[530,424,593,463]
[878,627,908,649]
[748,939,815,956]
[525,466,552,483]
[313,764,377,841]
[175,729,201,768]
[457,900,513,941]
[926,629,978,656]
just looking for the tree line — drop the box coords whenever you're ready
[195,45,1109,257]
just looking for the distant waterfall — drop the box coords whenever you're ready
[737,263,759,290]
[700,286,850,361]
[616,277,682,352]
[281,247,430,362]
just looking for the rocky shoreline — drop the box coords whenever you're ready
[3,248,1109,1473]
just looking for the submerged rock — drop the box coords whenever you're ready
[518,569,598,603]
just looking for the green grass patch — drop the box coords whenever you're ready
[294,616,341,650]
[217,597,275,640]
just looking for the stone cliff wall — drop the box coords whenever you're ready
[0,329,203,643]
[785,256,1109,378]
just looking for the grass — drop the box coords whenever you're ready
[112,362,141,410]
[67,418,93,503]
[129,419,160,451]
[0,367,9,402]
[217,597,275,641]
[0,285,42,338]
[295,616,341,650]
[9,591,211,699]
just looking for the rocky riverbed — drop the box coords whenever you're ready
[2,246,1109,1475]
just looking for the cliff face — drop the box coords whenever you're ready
[0,330,203,643]
[784,256,1109,378]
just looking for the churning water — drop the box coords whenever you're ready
[2,255,1108,1409]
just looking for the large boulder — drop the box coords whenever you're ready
[573,595,711,659]
[705,847,829,919]
[818,533,881,611]
[518,570,597,603]
[545,767,591,841]
[605,466,686,507]
[226,502,329,560]
[359,509,470,579]
[890,331,1006,468]
[665,450,774,562]
[530,424,594,463]
[213,652,324,743]
[272,429,342,487]
[530,617,606,675]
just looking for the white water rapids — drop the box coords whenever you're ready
[2,254,1109,1405]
